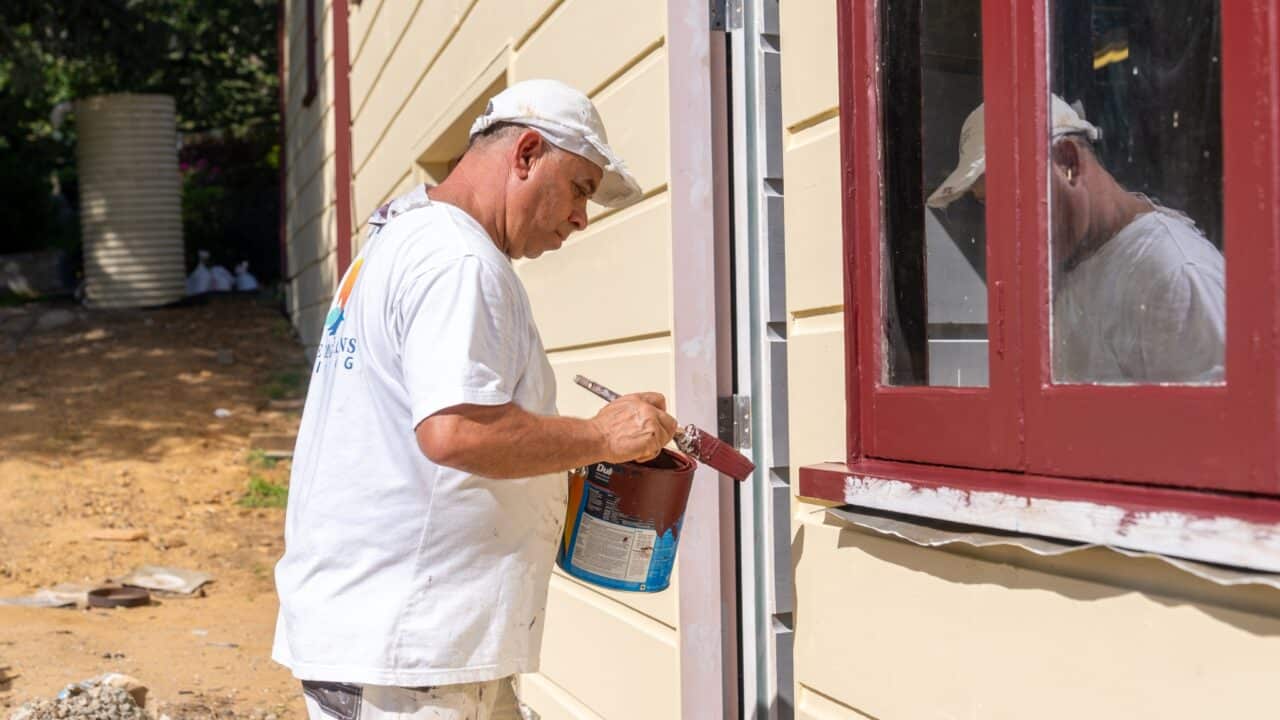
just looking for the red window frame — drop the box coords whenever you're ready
[841,0,1022,471]
[1018,0,1280,492]
[806,0,1280,513]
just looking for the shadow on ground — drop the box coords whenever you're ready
[0,294,308,465]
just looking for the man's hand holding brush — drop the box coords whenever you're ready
[589,392,679,463]
[574,375,757,481]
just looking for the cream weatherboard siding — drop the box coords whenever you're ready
[284,0,341,352]
[778,2,1280,719]
[287,1,683,718]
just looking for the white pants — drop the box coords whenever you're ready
[301,679,525,720]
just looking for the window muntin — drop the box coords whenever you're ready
[880,0,988,387]
[1048,0,1224,385]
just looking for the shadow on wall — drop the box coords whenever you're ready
[285,104,340,343]
[788,508,1280,638]
[0,295,306,465]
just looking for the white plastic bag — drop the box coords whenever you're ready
[209,264,234,292]
[185,252,212,296]
[234,261,259,292]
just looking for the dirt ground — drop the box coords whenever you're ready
[0,295,311,719]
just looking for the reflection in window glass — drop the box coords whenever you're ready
[882,0,987,387]
[1049,0,1225,384]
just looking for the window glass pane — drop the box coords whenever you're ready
[1049,0,1224,384]
[882,0,987,387]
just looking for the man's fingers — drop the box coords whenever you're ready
[655,411,678,440]
[637,408,677,442]
[596,392,679,462]
[629,392,667,412]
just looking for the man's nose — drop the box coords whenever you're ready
[569,205,589,231]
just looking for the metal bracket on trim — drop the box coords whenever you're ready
[710,0,744,31]
[718,394,752,452]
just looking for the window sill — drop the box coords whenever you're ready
[798,460,1280,573]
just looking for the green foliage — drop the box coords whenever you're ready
[0,291,37,308]
[271,317,296,340]
[0,1,280,135]
[245,448,279,469]
[262,368,306,400]
[0,0,280,256]
[0,17,83,254]
[182,174,229,249]
[180,133,281,280]
[239,475,288,508]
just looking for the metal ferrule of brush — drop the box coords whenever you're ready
[675,424,700,456]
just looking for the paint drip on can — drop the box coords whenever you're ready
[557,449,697,593]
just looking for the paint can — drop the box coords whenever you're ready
[557,449,697,593]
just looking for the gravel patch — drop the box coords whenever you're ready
[10,684,149,720]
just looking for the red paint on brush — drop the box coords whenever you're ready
[676,425,755,482]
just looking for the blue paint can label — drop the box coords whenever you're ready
[557,452,695,593]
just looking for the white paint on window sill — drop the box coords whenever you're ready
[841,474,1280,575]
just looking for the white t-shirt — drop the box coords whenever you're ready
[272,187,566,686]
[1053,206,1226,383]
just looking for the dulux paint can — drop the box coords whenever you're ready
[557,449,697,593]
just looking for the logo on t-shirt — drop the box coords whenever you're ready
[325,258,364,336]
[316,258,363,373]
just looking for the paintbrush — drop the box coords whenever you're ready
[573,374,755,482]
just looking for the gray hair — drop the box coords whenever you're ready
[467,122,546,152]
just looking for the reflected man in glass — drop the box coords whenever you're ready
[927,95,1225,383]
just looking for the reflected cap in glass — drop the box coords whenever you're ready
[926,95,1102,209]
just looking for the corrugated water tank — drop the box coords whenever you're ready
[76,93,185,308]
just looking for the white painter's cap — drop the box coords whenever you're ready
[927,95,1102,208]
[469,79,643,208]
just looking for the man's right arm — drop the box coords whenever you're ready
[415,392,677,479]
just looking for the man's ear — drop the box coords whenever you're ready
[512,129,544,180]
[1052,138,1082,185]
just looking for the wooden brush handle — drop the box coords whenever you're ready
[573,375,621,403]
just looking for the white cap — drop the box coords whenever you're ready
[469,79,643,208]
[926,95,1102,208]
